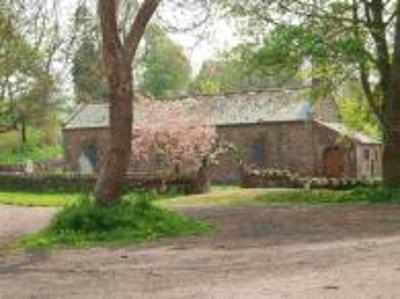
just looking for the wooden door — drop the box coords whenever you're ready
[324,147,346,178]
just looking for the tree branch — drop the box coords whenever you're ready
[124,0,161,64]
[392,0,400,74]
[362,0,392,100]
[359,64,388,129]
[99,0,122,72]
[353,0,388,130]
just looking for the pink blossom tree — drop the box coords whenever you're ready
[131,99,219,192]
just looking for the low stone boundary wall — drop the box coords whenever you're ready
[0,173,96,192]
[0,164,26,173]
[33,159,66,172]
[241,168,298,188]
[241,166,379,190]
[0,172,204,194]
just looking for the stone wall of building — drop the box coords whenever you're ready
[355,143,382,180]
[63,128,110,173]
[64,120,367,183]
[311,122,358,178]
[211,121,359,183]
[63,128,193,178]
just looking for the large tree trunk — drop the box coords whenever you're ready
[95,0,160,204]
[381,0,400,187]
[382,130,400,186]
[95,64,133,204]
[382,85,400,187]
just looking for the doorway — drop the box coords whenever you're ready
[324,147,347,178]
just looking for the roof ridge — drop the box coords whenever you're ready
[316,121,381,144]
[161,86,312,101]
[64,89,314,130]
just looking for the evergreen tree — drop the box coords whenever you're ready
[139,26,191,98]
[72,3,108,103]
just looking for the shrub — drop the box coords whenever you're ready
[23,192,212,248]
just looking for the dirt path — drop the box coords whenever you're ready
[1,204,400,298]
[0,205,55,243]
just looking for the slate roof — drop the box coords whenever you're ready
[64,89,381,145]
[318,121,381,145]
[64,89,314,130]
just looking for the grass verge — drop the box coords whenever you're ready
[158,186,400,207]
[255,186,400,204]
[21,193,212,249]
[2,186,400,209]
[0,191,80,207]
[157,186,275,208]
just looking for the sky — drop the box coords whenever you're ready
[61,0,240,75]
[171,21,239,74]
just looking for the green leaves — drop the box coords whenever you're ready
[140,25,192,98]
[0,12,55,135]
[0,13,41,78]
[72,37,108,103]
[192,44,276,94]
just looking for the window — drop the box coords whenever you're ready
[79,143,98,174]
[84,144,97,167]
[252,138,265,167]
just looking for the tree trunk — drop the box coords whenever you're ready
[191,164,211,194]
[95,0,160,204]
[382,130,400,187]
[21,116,27,144]
[382,85,400,187]
[95,65,133,204]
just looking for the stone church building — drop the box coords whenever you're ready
[63,88,382,182]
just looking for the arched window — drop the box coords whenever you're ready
[84,144,98,168]
[78,142,98,174]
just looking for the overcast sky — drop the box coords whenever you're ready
[171,21,239,74]
[61,0,240,74]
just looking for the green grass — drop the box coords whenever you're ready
[0,187,259,208]
[3,186,400,251]
[0,128,62,164]
[0,191,80,207]
[0,187,186,208]
[157,186,277,208]
[0,130,20,152]
[255,186,400,204]
[2,186,400,209]
[158,186,400,207]
[21,193,212,249]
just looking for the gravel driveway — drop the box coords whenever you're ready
[0,205,55,243]
[1,204,400,298]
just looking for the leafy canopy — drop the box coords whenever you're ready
[139,26,192,98]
